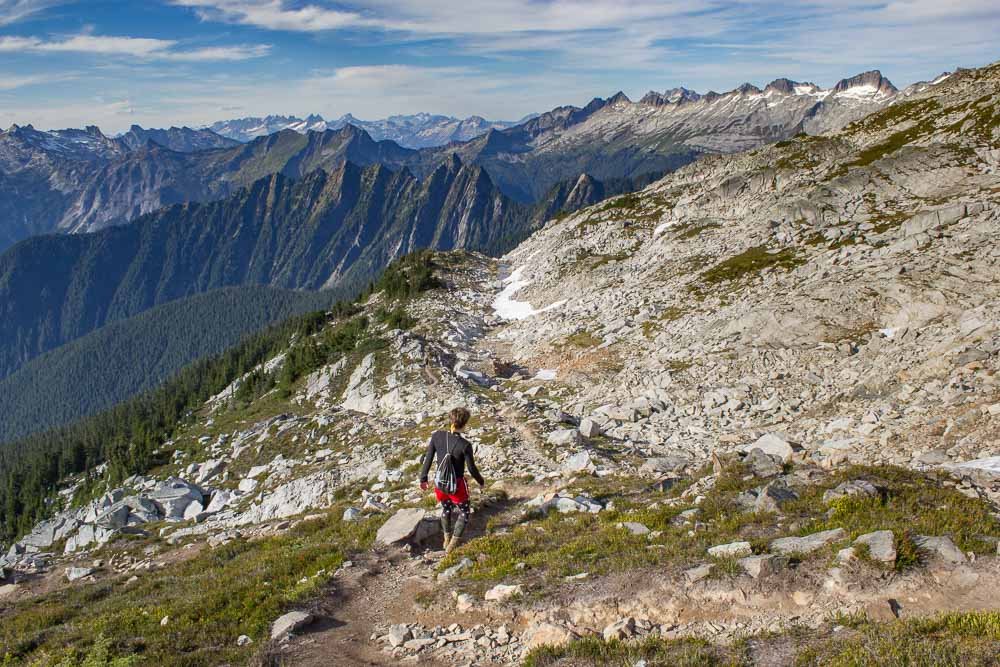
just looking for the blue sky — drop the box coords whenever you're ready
[0,0,997,133]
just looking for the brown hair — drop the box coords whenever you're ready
[449,407,471,430]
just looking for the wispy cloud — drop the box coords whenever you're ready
[0,0,62,26]
[0,33,271,61]
[0,72,70,90]
[172,0,373,31]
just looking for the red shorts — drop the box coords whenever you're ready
[435,477,469,504]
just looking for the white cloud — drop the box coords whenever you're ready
[162,44,272,61]
[173,0,372,31]
[0,0,62,26]
[0,73,63,90]
[0,33,271,61]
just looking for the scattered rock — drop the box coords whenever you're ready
[484,584,523,602]
[578,418,602,438]
[744,448,783,478]
[771,528,847,555]
[750,433,796,463]
[388,624,413,648]
[914,535,967,563]
[823,480,878,504]
[754,480,799,514]
[439,558,473,582]
[621,522,650,536]
[854,530,896,564]
[561,451,595,473]
[707,541,753,558]
[237,635,253,646]
[270,611,314,640]
[65,567,95,582]
[739,554,787,579]
[548,429,581,447]
[684,564,714,583]
[602,617,636,641]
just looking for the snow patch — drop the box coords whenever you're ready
[492,266,566,321]
[533,369,558,381]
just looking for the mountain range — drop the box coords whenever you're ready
[207,112,529,148]
[0,68,911,253]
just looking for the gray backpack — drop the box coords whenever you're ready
[434,433,459,494]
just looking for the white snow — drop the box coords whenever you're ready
[533,369,558,381]
[653,221,673,237]
[948,456,1000,476]
[834,84,889,100]
[492,266,566,321]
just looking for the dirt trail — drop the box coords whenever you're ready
[497,404,558,472]
[274,478,550,666]
[272,550,450,667]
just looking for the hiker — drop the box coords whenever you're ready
[419,407,486,553]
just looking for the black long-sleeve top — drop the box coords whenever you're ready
[419,430,485,486]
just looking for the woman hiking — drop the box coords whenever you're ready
[419,407,485,554]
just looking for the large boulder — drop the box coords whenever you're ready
[150,478,204,521]
[376,508,429,546]
[914,535,966,563]
[270,611,313,640]
[749,433,796,463]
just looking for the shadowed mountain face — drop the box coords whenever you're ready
[0,123,422,251]
[0,154,637,381]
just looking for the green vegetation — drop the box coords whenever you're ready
[524,636,738,667]
[600,193,641,212]
[695,246,804,290]
[799,611,1000,666]
[364,250,442,300]
[443,465,1000,593]
[674,221,721,240]
[0,286,338,444]
[0,512,378,666]
[375,306,417,330]
[563,331,604,349]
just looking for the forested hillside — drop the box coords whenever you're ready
[0,286,340,443]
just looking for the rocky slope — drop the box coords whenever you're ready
[1,61,999,666]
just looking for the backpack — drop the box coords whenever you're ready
[434,433,459,494]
